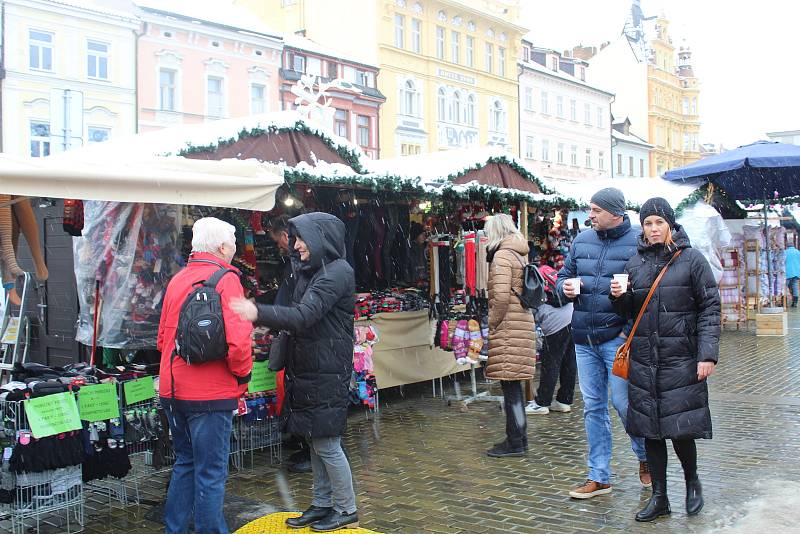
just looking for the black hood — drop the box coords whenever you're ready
[637,223,692,257]
[288,212,346,272]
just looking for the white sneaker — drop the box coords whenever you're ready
[550,400,572,413]
[525,401,549,415]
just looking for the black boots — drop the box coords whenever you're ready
[635,480,671,522]
[686,476,704,516]
[310,510,359,532]
[286,506,332,528]
[486,440,526,458]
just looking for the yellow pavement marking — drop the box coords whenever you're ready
[234,512,380,534]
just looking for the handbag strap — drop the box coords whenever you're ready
[620,249,683,350]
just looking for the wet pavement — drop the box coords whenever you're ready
[82,311,800,533]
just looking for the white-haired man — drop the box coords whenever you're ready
[158,217,253,534]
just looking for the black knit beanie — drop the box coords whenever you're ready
[639,197,676,228]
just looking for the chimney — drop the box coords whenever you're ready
[572,44,597,61]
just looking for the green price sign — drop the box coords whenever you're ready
[25,392,82,439]
[248,361,277,393]
[124,376,156,405]
[78,383,120,422]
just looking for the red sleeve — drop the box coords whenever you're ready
[157,290,170,352]
[219,273,254,381]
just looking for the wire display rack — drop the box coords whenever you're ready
[234,394,282,469]
[0,400,85,534]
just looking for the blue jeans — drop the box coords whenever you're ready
[163,405,233,534]
[575,337,646,484]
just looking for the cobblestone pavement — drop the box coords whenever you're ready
[82,311,800,533]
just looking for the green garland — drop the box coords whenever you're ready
[674,183,747,219]
[176,121,365,173]
[441,155,556,195]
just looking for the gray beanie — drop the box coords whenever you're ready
[590,187,626,217]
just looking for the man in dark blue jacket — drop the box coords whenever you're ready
[556,188,649,499]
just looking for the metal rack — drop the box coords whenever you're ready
[720,247,747,331]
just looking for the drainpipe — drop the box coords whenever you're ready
[133,21,147,133]
[0,0,6,151]
[608,94,615,177]
[516,63,523,159]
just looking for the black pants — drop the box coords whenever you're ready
[645,438,698,485]
[534,326,577,407]
[500,380,528,449]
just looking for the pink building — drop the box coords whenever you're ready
[135,1,282,132]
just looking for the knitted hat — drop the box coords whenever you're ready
[639,197,676,228]
[590,188,626,217]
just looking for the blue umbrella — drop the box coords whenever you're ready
[663,140,800,200]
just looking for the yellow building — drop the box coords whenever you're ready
[646,15,700,176]
[237,0,525,158]
[1,0,139,157]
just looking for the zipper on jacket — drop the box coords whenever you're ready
[591,239,610,339]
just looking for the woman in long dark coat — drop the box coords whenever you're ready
[610,197,720,522]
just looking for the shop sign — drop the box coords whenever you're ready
[124,376,156,406]
[437,69,476,85]
[78,382,120,422]
[249,361,277,393]
[25,392,82,438]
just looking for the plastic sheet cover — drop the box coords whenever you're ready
[677,201,731,283]
[75,202,184,350]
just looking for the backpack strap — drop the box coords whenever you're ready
[204,268,237,289]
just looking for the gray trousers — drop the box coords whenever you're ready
[310,437,357,514]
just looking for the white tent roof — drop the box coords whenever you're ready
[541,175,699,208]
[0,154,283,211]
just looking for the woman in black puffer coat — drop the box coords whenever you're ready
[610,198,720,523]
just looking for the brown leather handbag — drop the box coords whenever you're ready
[612,250,682,380]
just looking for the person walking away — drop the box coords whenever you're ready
[556,188,650,499]
[230,213,358,532]
[483,214,536,458]
[526,266,575,415]
[157,217,253,534]
[785,240,800,307]
[611,197,720,521]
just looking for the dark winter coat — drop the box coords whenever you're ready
[612,226,720,440]
[252,212,355,439]
[557,216,639,345]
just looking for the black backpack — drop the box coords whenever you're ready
[173,261,236,365]
[511,256,547,310]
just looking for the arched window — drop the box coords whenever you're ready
[404,80,416,116]
[491,100,505,132]
[437,87,446,121]
[452,91,462,124]
[467,94,476,126]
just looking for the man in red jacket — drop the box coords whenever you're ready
[158,217,253,534]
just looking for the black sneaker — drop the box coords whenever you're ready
[486,441,525,458]
[310,510,359,531]
[286,506,332,529]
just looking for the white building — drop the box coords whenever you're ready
[518,42,613,182]
[767,130,800,145]
[1,0,140,156]
[611,117,652,177]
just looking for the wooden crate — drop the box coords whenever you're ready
[755,312,788,336]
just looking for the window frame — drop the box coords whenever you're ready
[357,115,370,147]
[206,75,225,118]
[29,121,51,157]
[598,150,605,171]
[87,126,111,143]
[394,14,405,49]
[436,26,445,59]
[29,29,54,72]
[557,142,564,164]
[585,148,592,168]
[485,42,493,74]
[498,47,505,76]
[87,39,109,80]
[584,103,592,126]
[540,91,549,115]
[541,139,550,162]
[334,108,349,138]
[250,83,266,114]
[159,68,177,111]
[570,99,576,121]
[451,30,460,64]
[466,35,474,67]
[524,87,533,111]
[556,95,564,119]
[411,18,422,53]
[525,136,534,159]
[570,145,578,166]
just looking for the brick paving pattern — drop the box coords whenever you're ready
[78,311,800,533]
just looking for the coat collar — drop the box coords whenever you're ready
[596,215,632,240]
[188,252,240,274]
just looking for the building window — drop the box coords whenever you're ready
[584,103,592,125]
[585,148,592,168]
[691,97,697,115]
[490,100,505,132]
[682,97,690,115]
[401,143,422,156]
[207,76,224,118]
[578,66,586,81]
[437,88,446,121]
[357,70,374,87]
[29,30,53,71]
[30,122,50,157]
[541,140,550,162]
[394,14,405,48]
[498,47,505,76]
[556,96,564,118]
[159,68,176,111]
[628,156,634,176]
[357,115,370,147]
[412,19,422,53]
[466,36,474,67]
[550,56,558,71]
[523,45,530,62]
[597,107,604,128]
[401,79,420,116]
[250,84,266,114]
[540,91,549,115]
[524,87,533,111]
[570,145,578,166]
[436,26,445,59]
[557,143,564,164]
[292,53,306,72]
[525,136,534,159]
[451,91,462,123]
[617,153,623,175]
[640,158,645,177]
[466,94,476,126]
[306,57,322,76]
[451,31,460,63]
[598,150,605,171]
[88,127,110,143]
[485,43,493,73]
[334,109,348,137]
[328,61,338,79]
[87,40,109,80]
[570,99,576,121]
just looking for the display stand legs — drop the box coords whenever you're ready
[446,365,504,407]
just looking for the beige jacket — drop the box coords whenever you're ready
[485,235,536,381]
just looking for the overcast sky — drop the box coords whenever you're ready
[520,0,800,149]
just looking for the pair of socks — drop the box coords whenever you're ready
[452,319,483,365]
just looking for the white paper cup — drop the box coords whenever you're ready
[569,277,581,295]
[613,274,629,288]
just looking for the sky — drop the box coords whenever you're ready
[520,0,800,149]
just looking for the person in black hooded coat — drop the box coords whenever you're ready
[231,212,359,531]
[610,197,720,523]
